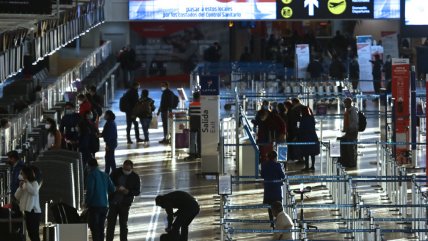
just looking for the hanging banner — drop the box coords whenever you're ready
[381,32,399,59]
[392,58,410,165]
[295,44,310,79]
[200,75,220,173]
[356,35,373,92]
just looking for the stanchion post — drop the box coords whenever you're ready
[110,74,115,102]
[171,115,176,159]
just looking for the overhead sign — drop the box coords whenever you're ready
[0,0,51,14]
[277,0,374,19]
[129,0,277,20]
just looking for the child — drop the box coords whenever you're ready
[271,201,294,240]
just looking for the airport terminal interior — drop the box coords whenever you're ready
[2,0,428,240]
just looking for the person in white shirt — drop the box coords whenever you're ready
[271,201,294,240]
[15,166,41,241]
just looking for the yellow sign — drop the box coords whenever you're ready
[282,0,292,4]
[281,6,293,18]
[327,0,346,15]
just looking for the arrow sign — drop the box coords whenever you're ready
[304,0,319,16]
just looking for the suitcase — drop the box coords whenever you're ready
[50,202,81,224]
[175,129,189,149]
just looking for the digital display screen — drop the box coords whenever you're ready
[404,0,428,25]
[374,0,400,19]
[129,0,277,20]
[401,0,428,37]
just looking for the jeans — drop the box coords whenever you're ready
[172,206,200,241]
[126,113,140,140]
[88,207,108,241]
[105,146,116,174]
[140,117,151,141]
[106,204,131,241]
[25,211,41,241]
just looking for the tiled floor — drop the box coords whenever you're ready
[94,88,426,241]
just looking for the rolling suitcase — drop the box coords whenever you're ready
[175,129,189,149]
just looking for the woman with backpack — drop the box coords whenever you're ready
[136,89,155,145]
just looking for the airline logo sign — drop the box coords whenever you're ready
[277,0,373,19]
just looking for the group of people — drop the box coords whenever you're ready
[120,81,177,145]
[7,149,199,241]
[253,98,320,171]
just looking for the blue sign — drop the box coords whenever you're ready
[277,145,287,162]
[200,75,220,96]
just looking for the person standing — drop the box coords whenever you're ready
[339,97,359,168]
[14,166,41,241]
[106,160,141,241]
[86,158,116,241]
[189,91,201,158]
[101,110,118,174]
[261,151,286,229]
[155,191,200,241]
[349,55,360,92]
[370,54,383,95]
[125,82,143,144]
[77,94,92,118]
[138,89,155,144]
[6,150,24,197]
[383,55,392,93]
[45,117,62,150]
[157,81,175,144]
[59,102,80,150]
[298,107,320,171]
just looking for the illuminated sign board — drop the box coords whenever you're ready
[277,0,399,20]
[400,0,428,37]
[129,0,277,20]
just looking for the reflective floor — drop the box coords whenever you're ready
[94,88,426,241]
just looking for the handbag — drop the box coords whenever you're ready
[149,115,158,129]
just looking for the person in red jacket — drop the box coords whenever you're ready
[77,94,92,117]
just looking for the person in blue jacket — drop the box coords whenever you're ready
[101,110,118,174]
[86,158,116,241]
[261,150,286,229]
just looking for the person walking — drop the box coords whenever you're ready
[157,82,175,144]
[298,107,320,171]
[339,97,359,168]
[155,191,200,241]
[137,89,155,144]
[85,158,116,241]
[106,160,141,241]
[124,82,143,144]
[101,110,118,174]
[14,166,41,241]
[261,151,286,229]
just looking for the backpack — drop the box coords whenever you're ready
[358,111,367,132]
[172,93,179,109]
[141,99,153,116]
[119,92,129,112]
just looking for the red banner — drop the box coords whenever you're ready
[392,58,410,165]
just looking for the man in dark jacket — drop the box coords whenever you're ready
[6,150,24,196]
[157,81,175,144]
[125,82,143,144]
[59,102,80,150]
[261,151,286,229]
[106,160,141,241]
[156,191,200,241]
